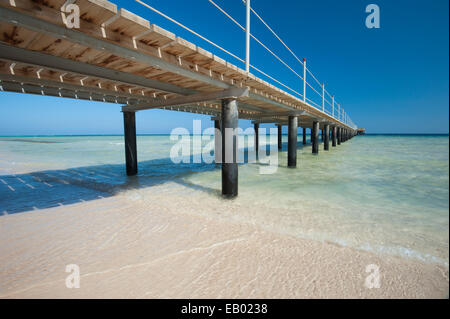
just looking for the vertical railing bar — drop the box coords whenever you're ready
[303,58,306,102]
[245,0,251,73]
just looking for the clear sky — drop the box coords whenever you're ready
[0,0,448,135]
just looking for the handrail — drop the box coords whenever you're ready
[135,0,357,129]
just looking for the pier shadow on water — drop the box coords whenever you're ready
[0,140,313,215]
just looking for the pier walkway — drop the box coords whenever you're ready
[0,0,359,197]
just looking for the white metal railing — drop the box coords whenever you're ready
[136,0,358,129]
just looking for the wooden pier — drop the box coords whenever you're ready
[0,0,358,197]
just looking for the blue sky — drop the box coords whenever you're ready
[0,0,448,135]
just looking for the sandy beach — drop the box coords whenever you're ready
[0,0,448,302]
[0,181,448,299]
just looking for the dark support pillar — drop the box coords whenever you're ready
[277,124,282,150]
[332,126,337,147]
[221,99,238,198]
[337,127,341,145]
[321,129,324,142]
[214,119,221,164]
[123,111,137,176]
[254,123,259,157]
[312,121,319,154]
[288,116,298,167]
[302,127,307,145]
[324,124,330,151]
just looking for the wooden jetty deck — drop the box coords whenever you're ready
[0,0,358,197]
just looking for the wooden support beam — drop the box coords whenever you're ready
[122,87,249,112]
[251,110,306,119]
[0,43,194,96]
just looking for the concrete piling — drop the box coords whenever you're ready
[123,111,138,176]
[312,121,319,154]
[221,99,238,198]
[324,124,330,151]
[288,116,298,167]
[214,119,221,164]
[254,123,259,157]
[277,124,282,150]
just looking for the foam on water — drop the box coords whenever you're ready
[0,134,448,266]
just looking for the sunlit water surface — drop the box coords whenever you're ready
[0,134,448,265]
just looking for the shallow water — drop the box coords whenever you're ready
[0,134,448,265]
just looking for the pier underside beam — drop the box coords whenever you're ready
[222,99,238,198]
[312,121,319,154]
[324,124,330,151]
[123,111,138,176]
[288,116,298,167]
[122,87,249,112]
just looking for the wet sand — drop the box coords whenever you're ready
[0,184,448,299]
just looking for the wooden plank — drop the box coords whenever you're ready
[138,24,175,47]
[103,8,150,37]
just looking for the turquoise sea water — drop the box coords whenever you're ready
[0,134,448,265]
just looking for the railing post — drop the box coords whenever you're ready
[332,95,335,118]
[245,0,251,73]
[322,83,325,112]
[303,58,306,102]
